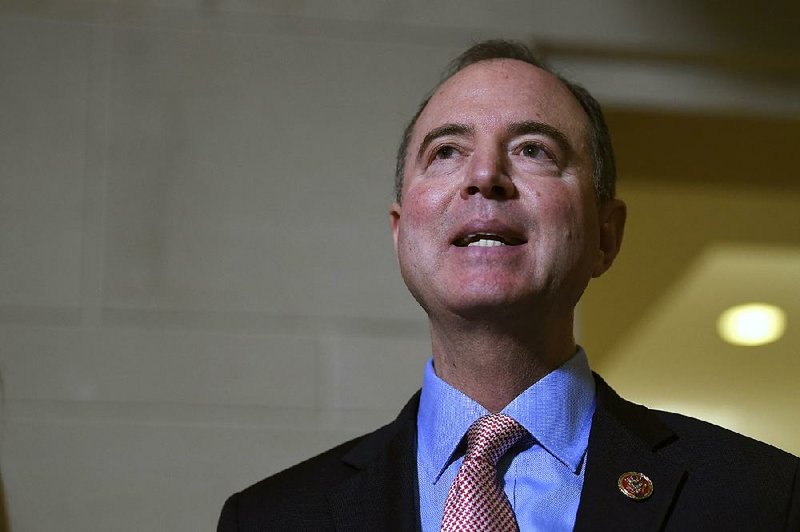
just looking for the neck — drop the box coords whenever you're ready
[429,312,576,413]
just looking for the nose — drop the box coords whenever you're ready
[461,144,516,200]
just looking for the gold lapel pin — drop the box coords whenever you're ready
[617,471,654,501]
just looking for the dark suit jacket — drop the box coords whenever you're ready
[218,375,800,531]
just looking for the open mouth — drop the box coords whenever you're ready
[453,233,526,248]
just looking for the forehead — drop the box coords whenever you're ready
[410,59,590,153]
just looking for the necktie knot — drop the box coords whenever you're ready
[465,413,528,466]
[441,413,528,531]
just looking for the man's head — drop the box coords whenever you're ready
[390,40,626,323]
[394,40,617,206]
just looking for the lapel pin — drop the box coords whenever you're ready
[617,471,653,501]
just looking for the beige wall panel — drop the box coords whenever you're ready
[0,19,89,307]
[318,334,431,410]
[0,324,319,407]
[102,28,450,319]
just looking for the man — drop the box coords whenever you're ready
[218,40,799,531]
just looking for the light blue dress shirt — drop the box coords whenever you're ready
[416,348,596,531]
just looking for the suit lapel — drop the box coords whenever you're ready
[574,376,687,531]
[327,393,421,532]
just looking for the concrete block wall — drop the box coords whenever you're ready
[0,9,456,531]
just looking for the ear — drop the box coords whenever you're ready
[592,198,626,278]
[390,201,401,258]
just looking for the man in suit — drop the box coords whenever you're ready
[218,40,800,531]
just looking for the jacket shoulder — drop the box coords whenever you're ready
[217,433,365,531]
[657,409,800,530]
[595,373,797,467]
[653,408,799,493]
[592,375,800,530]
[218,392,421,532]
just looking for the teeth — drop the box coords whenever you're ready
[454,232,524,247]
[467,238,506,247]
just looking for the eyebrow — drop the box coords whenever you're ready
[416,123,474,163]
[507,121,572,156]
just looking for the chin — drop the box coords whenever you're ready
[437,287,536,320]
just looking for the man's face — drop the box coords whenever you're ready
[391,59,621,321]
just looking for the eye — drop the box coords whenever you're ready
[520,143,548,159]
[433,145,459,160]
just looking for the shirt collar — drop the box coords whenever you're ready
[417,347,596,484]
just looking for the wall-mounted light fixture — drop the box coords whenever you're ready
[717,303,787,346]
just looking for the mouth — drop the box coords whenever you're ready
[453,232,526,248]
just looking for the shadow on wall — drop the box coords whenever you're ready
[0,372,8,532]
[0,477,8,532]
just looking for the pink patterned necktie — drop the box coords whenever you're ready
[441,413,528,532]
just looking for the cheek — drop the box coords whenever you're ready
[529,183,581,225]
[527,183,596,254]
[401,182,452,230]
[410,177,454,205]
[397,192,441,259]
